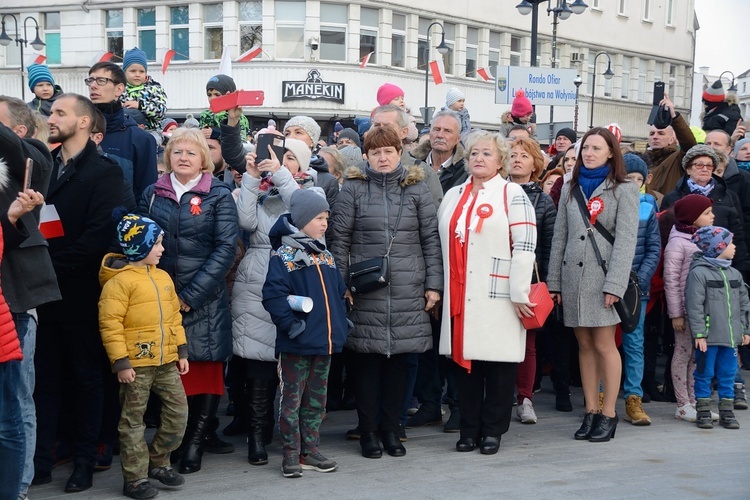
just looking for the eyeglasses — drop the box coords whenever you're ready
[84,77,116,87]
[690,163,714,171]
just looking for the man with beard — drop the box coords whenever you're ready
[86,62,156,199]
[646,94,696,196]
[33,94,124,493]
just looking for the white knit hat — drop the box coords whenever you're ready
[446,87,465,107]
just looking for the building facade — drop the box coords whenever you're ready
[0,0,697,143]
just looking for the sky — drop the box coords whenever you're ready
[694,0,749,77]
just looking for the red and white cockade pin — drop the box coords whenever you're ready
[475,203,493,233]
[587,196,604,225]
[189,196,202,216]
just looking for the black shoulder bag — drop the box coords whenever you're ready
[573,187,641,333]
[348,188,405,295]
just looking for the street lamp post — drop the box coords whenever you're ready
[719,70,738,95]
[573,74,582,132]
[517,1,588,146]
[0,14,46,101]
[422,22,450,126]
[589,51,614,129]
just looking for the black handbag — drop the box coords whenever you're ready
[573,188,642,333]
[348,188,405,295]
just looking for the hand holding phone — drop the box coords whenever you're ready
[23,158,33,191]
[255,133,286,162]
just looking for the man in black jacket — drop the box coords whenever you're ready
[33,94,124,493]
[410,110,467,194]
[0,96,61,500]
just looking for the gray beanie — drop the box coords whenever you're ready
[337,128,361,148]
[284,116,321,145]
[682,144,720,171]
[290,188,329,231]
[733,138,750,158]
[338,145,363,166]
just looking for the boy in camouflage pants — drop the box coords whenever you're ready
[262,190,351,478]
[99,214,189,498]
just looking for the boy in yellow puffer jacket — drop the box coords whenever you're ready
[99,213,189,499]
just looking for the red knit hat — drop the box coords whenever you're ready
[511,90,533,118]
[673,194,713,225]
[702,80,725,103]
[377,83,405,106]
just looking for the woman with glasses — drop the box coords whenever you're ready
[661,144,748,264]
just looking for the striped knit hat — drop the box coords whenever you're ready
[123,47,148,72]
[702,80,725,103]
[27,64,54,91]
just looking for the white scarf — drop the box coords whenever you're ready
[454,191,476,244]
[170,172,203,201]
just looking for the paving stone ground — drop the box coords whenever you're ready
[30,377,749,500]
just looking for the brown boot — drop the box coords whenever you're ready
[623,395,651,426]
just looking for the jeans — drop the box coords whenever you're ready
[14,312,36,495]
[622,300,647,398]
[694,346,737,400]
[0,360,24,500]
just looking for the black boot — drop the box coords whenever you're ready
[248,379,275,465]
[178,394,213,474]
[203,415,235,454]
[641,371,664,402]
[553,380,572,412]
[263,378,278,445]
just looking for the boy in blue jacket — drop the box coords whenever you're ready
[623,154,661,425]
[262,188,350,478]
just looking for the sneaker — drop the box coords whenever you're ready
[675,404,697,422]
[516,398,537,424]
[688,403,720,421]
[94,442,113,471]
[623,395,651,425]
[734,383,748,410]
[300,452,337,473]
[406,397,420,416]
[123,479,159,499]
[281,457,303,478]
[148,466,184,487]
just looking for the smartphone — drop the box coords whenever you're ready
[23,158,33,191]
[255,133,286,162]
[652,81,665,105]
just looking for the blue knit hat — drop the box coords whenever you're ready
[123,47,148,73]
[27,64,54,91]
[117,214,164,261]
[623,153,648,179]
[692,225,733,259]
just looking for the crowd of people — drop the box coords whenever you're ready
[0,46,749,499]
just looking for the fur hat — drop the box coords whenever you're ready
[376,83,404,106]
[446,87,465,107]
[290,188,329,231]
[623,153,648,179]
[682,144,720,171]
[673,194,713,226]
[283,137,312,172]
[117,214,164,261]
[702,80,725,103]
[27,64,55,91]
[511,90,533,118]
[692,225,733,258]
[284,116,321,145]
[123,47,148,73]
[337,128,361,148]
[206,74,236,95]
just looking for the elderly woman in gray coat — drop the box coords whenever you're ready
[331,126,443,460]
[547,127,639,443]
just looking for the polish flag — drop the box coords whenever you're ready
[429,58,446,85]
[39,204,64,239]
[23,53,46,67]
[477,67,493,82]
[236,45,262,63]
[360,51,374,68]
[162,49,176,74]
[218,46,232,77]
[33,54,47,65]
[92,51,114,64]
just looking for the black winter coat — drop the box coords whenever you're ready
[138,173,238,362]
[330,164,443,356]
[520,182,556,282]
[702,102,743,136]
[662,174,750,271]
[410,140,468,195]
[38,140,124,322]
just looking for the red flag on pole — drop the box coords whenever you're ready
[162,49,176,74]
[236,45,262,63]
[477,67,493,82]
[91,51,114,64]
[360,51,374,68]
[33,54,47,65]
[429,58,446,85]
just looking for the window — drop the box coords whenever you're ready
[642,0,652,21]
[590,0,601,8]
[360,7,378,65]
[442,23,455,74]
[320,3,347,62]
[465,27,478,78]
[654,62,663,88]
[638,59,647,102]
[137,8,156,61]
[617,0,627,15]
[669,64,677,104]
[43,12,61,65]
[666,0,674,26]
[105,10,124,62]
[417,18,430,72]
[510,35,521,66]
[239,1,263,55]
[621,57,630,99]
[204,4,223,59]
[275,0,305,59]
[3,14,20,66]
[489,31,501,71]
[391,13,406,68]
[169,6,189,61]
[536,40,542,66]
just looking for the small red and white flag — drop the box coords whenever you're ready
[236,45,262,63]
[429,58,446,86]
[360,51,374,68]
[92,51,114,64]
[39,204,64,239]
[162,49,176,74]
[477,67,493,82]
[218,46,232,77]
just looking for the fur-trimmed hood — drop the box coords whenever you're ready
[411,139,465,167]
[0,159,9,191]
[343,163,425,187]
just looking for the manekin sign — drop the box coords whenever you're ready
[282,70,345,104]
